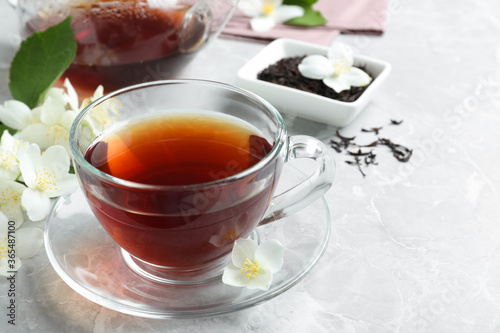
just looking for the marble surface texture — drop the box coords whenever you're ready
[1,0,500,332]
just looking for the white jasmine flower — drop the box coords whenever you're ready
[0,81,81,155]
[239,0,305,33]
[0,212,44,276]
[79,84,104,111]
[16,92,77,154]
[209,213,248,248]
[298,43,372,93]
[222,238,284,290]
[0,130,22,181]
[17,143,78,221]
[0,181,26,225]
[82,87,121,135]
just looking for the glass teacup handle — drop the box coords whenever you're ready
[259,135,335,226]
[179,0,238,53]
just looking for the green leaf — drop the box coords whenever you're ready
[0,124,16,136]
[9,16,76,109]
[284,0,318,6]
[283,0,327,27]
[285,7,327,27]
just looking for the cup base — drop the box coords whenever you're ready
[121,231,260,286]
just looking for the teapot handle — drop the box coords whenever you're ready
[179,0,238,53]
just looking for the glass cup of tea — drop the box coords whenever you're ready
[70,79,335,284]
[10,0,237,95]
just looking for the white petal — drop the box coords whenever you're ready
[323,76,352,93]
[15,227,44,259]
[44,87,66,105]
[222,263,250,287]
[246,267,273,290]
[298,55,334,80]
[64,78,79,112]
[0,100,32,130]
[0,181,26,224]
[208,234,224,247]
[231,238,258,267]
[53,173,79,197]
[17,143,41,189]
[0,212,8,234]
[59,111,77,130]
[250,16,277,33]
[21,188,51,221]
[16,123,52,149]
[209,220,238,247]
[342,67,373,87]
[0,130,16,150]
[50,131,71,154]
[41,145,70,173]
[255,239,284,273]
[272,5,304,23]
[238,0,262,17]
[92,85,104,101]
[31,106,42,122]
[0,169,19,182]
[40,95,65,125]
[0,131,21,180]
[328,43,354,67]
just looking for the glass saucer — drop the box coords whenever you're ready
[44,166,331,319]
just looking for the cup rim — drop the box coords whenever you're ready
[69,79,287,190]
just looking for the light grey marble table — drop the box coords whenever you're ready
[2,0,500,332]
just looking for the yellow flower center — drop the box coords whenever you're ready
[36,168,58,192]
[47,124,68,144]
[0,188,21,214]
[0,235,8,259]
[222,229,237,241]
[262,1,275,16]
[241,258,260,280]
[0,151,17,170]
[333,59,352,76]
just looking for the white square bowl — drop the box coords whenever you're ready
[236,38,391,127]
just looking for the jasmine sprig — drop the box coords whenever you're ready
[0,15,106,276]
[238,0,327,32]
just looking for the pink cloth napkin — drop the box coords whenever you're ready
[220,0,388,45]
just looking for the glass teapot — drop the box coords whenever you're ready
[8,0,238,94]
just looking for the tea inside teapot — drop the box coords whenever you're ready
[19,0,234,95]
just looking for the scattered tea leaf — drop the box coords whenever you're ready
[9,16,76,108]
[361,127,383,135]
[377,138,413,162]
[331,124,412,177]
[346,157,366,177]
[390,119,403,125]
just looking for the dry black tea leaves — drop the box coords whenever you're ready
[330,130,356,152]
[377,138,412,162]
[346,157,366,177]
[257,56,373,103]
[390,119,403,125]
[330,124,413,177]
[361,127,382,135]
